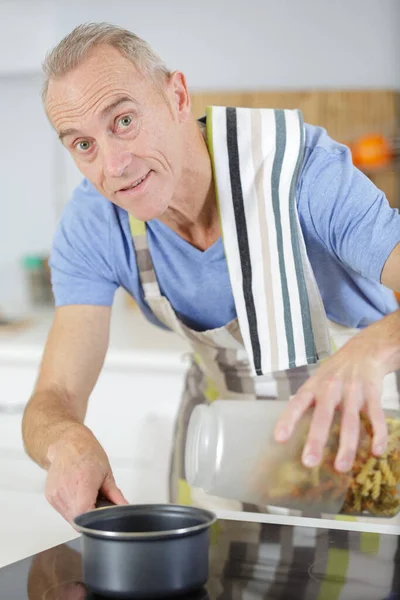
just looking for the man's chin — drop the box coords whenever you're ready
[126,202,169,223]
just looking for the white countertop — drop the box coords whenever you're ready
[0,304,363,369]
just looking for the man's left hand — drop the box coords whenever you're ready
[273,310,400,472]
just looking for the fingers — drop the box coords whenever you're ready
[333,381,386,471]
[279,376,386,474]
[274,337,388,477]
[45,477,99,524]
[365,382,387,456]
[334,380,363,472]
[274,375,343,470]
[61,582,88,600]
[301,377,342,468]
[45,458,128,524]
[274,388,314,442]
[45,484,69,521]
[100,474,129,506]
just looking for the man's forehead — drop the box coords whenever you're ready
[47,83,138,112]
[46,72,145,131]
[46,46,144,108]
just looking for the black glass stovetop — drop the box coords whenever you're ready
[1,518,399,600]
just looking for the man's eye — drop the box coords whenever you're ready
[76,140,91,152]
[118,115,132,128]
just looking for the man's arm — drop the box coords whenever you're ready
[381,241,400,292]
[22,305,128,522]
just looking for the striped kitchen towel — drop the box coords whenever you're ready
[206,106,331,376]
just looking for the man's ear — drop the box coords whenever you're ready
[166,71,191,122]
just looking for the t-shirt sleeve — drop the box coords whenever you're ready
[305,145,400,282]
[49,183,119,306]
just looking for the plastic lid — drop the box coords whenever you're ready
[185,404,219,491]
[22,255,43,270]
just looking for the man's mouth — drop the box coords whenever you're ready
[118,171,151,193]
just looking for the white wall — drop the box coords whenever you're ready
[56,0,400,91]
[0,74,58,313]
[0,0,399,313]
[0,0,56,75]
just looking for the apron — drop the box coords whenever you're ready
[127,108,400,596]
[128,213,400,599]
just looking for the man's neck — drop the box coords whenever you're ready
[158,119,221,251]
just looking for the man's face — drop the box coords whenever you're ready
[46,45,190,221]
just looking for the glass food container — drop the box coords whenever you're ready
[185,400,400,517]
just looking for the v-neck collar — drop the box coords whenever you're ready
[148,218,224,262]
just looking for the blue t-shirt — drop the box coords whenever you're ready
[49,123,400,331]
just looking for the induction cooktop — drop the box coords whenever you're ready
[1,518,399,599]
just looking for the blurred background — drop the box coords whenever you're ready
[0,0,400,567]
[0,0,399,317]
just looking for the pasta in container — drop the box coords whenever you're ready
[251,409,400,517]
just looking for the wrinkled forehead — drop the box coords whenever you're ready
[45,46,147,126]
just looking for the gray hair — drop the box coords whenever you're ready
[41,22,171,103]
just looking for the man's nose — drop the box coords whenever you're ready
[102,143,133,178]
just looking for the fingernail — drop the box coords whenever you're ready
[303,453,319,468]
[374,445,384,456]
[335,459,349,472]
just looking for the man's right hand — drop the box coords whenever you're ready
[45,425,128,524]
[22,305,129,523]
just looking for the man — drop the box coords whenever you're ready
[22,22,400,524]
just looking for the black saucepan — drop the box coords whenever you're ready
[73,503,217,599]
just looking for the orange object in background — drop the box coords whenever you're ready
[350,133,393,171]
[395,291,400,305]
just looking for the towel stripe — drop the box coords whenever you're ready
[251,109,280,371]
[279,109,309,365]
[206,106,255,368]
[236,108,273,373]
[226,107,262,375]
[288,112,317,362]
[272,109,296,368]
[259,109,289,369]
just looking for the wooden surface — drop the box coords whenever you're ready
[190,90,400,208]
